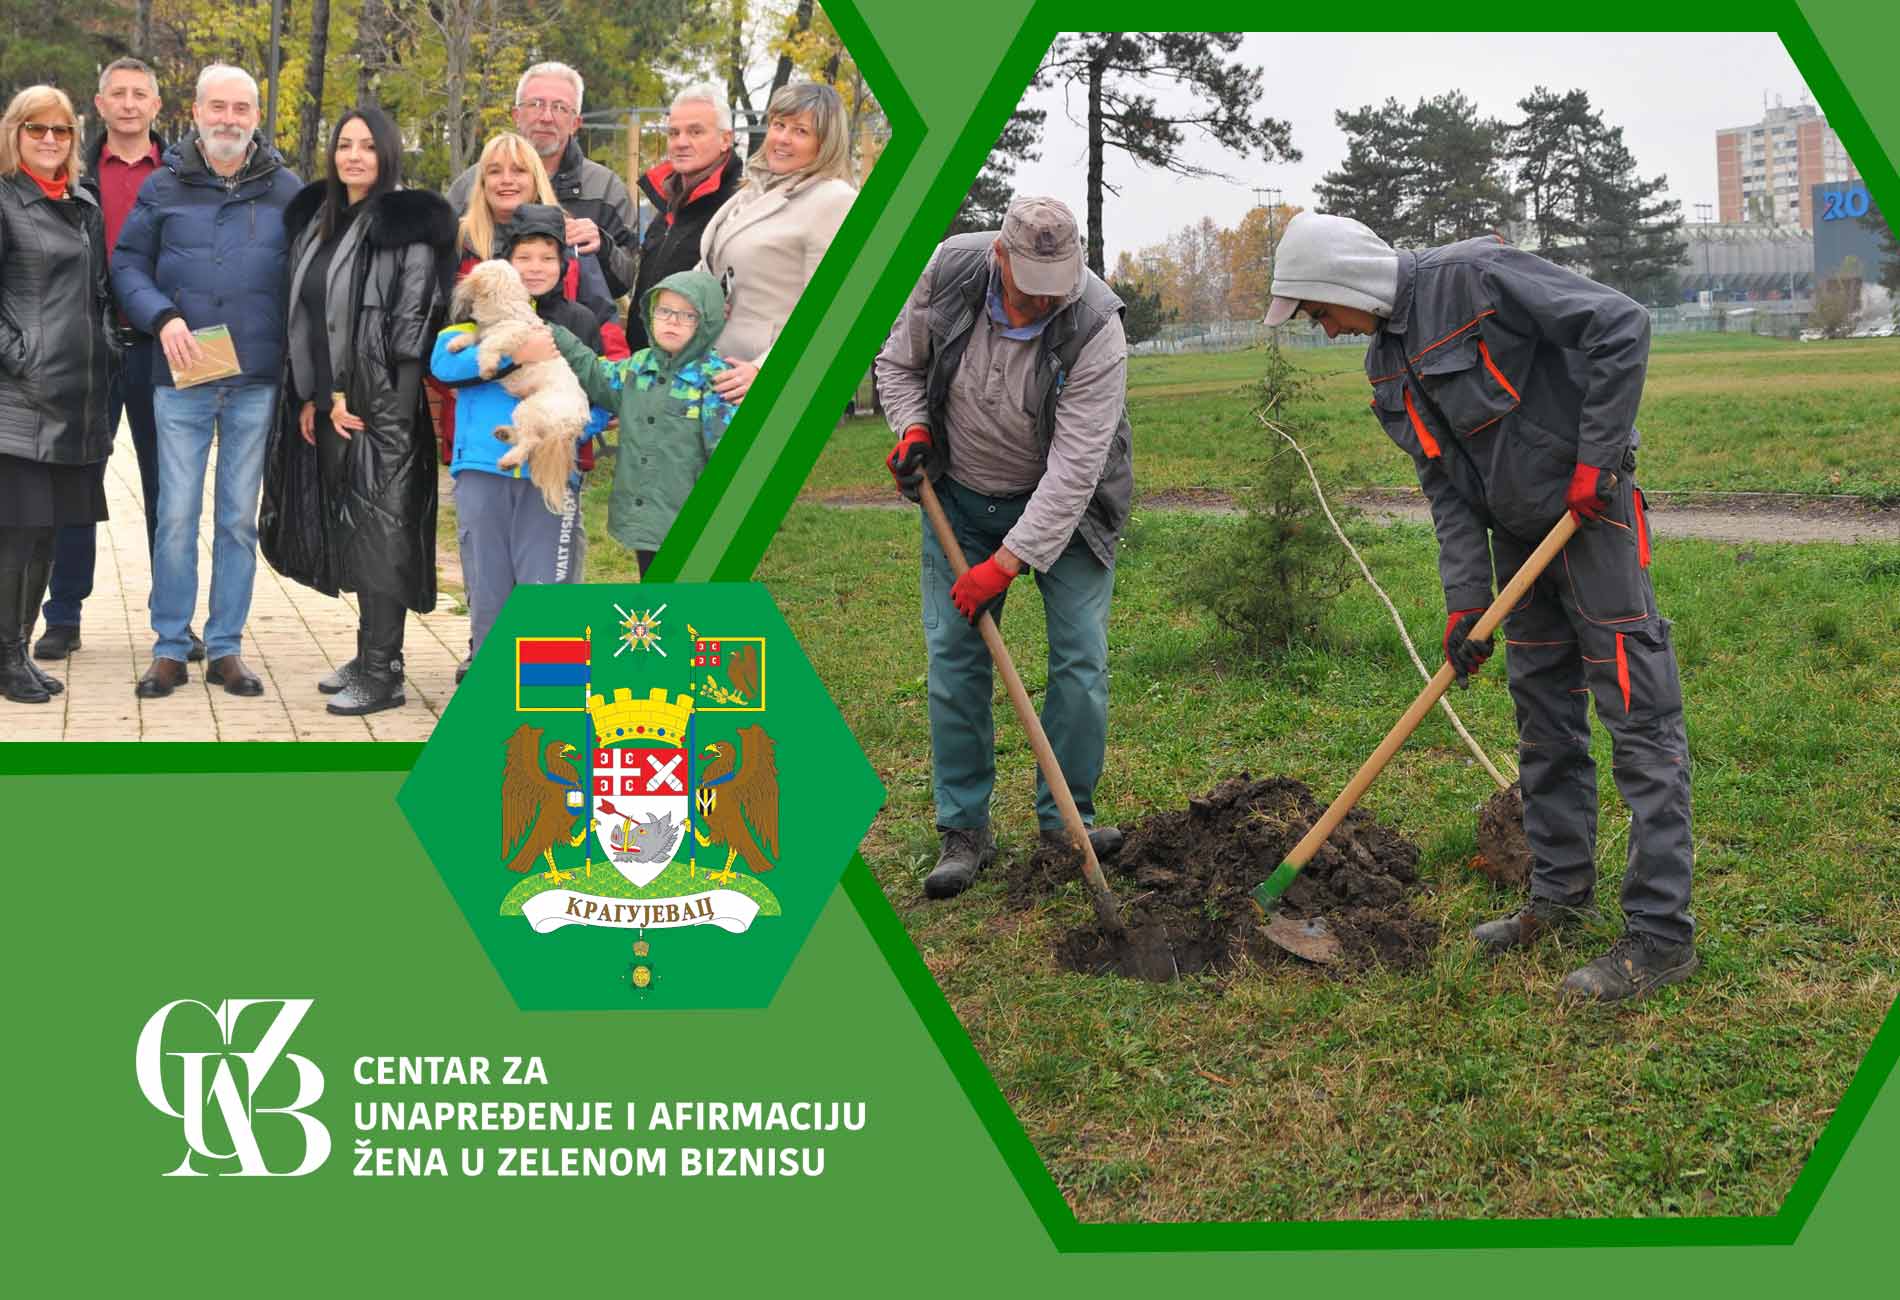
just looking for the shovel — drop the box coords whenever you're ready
[1251,501,1599,963]
[917,478,1177,982]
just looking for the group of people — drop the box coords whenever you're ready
[880,197,1699,1005]
[0,56,857,714]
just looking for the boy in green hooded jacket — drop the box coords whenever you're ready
[547,269,738,576]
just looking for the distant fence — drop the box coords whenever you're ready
[1129,302,1819,356]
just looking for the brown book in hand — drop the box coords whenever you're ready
[171,324,242,389]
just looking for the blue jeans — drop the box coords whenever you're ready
[150,381,276,662]
[921,477,1115,831]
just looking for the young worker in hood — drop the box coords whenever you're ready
[874,195,1133,900]
[1265,212,1696,1003]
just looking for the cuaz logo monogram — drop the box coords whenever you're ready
[135,999,330,1177]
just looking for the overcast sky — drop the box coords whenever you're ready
[1007,32,1834,266]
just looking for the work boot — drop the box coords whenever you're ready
[206,655,265,697]
[33,623,80,659]
[1560,932,1699,1003]
[1038,825,1126,861]
[1472,897,1599,953]
[924,825,996,900]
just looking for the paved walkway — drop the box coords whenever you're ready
[5,435,469,743]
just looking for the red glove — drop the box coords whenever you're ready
[886,425,932,501]
[1443,608,1493,687]
[950,554,1018,624]
[1566,463,1611,523]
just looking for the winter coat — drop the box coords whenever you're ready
[431,291,614,480]
[258,184,459,612]
[1362,238,1650,611]
[627,150,743,349]
[108,131,302,386]
[426,243,626,465]
[447,137,638,297]
[0,171,116,464]
[697,171,856,362]
[554,270,737,553]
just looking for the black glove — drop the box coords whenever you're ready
[1443,608,1494,688]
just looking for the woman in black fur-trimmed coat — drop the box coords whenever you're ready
[260,106,458,716]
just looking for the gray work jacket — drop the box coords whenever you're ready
[1364,238,1650,611]
[876,232,1133,571]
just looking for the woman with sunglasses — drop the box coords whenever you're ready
[0,86,116,704]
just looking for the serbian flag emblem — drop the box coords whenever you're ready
[515,637,590,711]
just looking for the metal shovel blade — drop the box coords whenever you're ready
[1263,914,1343,965]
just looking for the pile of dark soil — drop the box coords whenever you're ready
[1472,782,1532,889]
[1004,774,1439,980]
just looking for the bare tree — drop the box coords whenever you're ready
[296,0,333,179]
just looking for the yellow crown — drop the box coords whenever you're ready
[588,687,695,745]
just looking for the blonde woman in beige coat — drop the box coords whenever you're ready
[699,81,857,400]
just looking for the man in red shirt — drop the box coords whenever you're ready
[35,58,184,663]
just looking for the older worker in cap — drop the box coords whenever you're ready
[875,195,1133,900]
[1267,212,1697,1004]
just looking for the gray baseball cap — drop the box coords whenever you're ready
[1000,195,1083,297]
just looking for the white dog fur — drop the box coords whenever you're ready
[445,260,591,514]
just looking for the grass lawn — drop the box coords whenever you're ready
[803,333,1900,501]
[758,500,1900,1221]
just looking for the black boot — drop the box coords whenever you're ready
[328,595,407,716]
[17,532,62,696]
[318,626,363,695]
[0,528,51,704]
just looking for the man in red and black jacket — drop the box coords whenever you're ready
[624,83,743,350]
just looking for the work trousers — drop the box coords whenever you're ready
[1491,475,1695,945]
[921,476,1115,832]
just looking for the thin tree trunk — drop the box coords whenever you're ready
[772,0,815,97]
[1085,50,1106,275]
[134,0,153,57]
[297,0,333,179]
[355,0,389,108]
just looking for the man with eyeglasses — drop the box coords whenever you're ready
[33,58,170,666]
[1264,211,1697,1004]
[112,63,302,701]
[446,62,638,300]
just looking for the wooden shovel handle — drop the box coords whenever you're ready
[916,478,1126,936]
[1263,499,1598,896]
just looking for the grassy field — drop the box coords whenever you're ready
[803,333,1900,501]
[758,500,1900,1222]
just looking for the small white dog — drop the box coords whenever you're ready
[446,260,590,514]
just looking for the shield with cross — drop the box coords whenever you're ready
[591,740,691,887]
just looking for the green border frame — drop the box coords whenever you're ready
[8,0,1897,1253]
[691,0,1900,1253]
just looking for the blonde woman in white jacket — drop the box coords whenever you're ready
[699,81,857,400]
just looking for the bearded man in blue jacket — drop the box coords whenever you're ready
[111,64,302,700]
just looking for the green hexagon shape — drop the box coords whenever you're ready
[781,2,1900,1253]
[400,582,883,1010]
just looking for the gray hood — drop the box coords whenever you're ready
[1265,213,1400,324]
